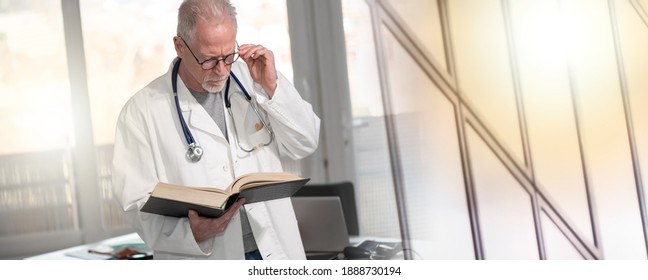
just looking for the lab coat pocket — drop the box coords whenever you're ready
[240,106,272,149]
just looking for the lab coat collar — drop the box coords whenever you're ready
[168,59,227,140]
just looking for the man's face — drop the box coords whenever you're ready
[182,18,237,92]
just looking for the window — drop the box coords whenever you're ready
[0,0,80,258]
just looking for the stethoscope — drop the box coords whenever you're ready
[172,58,274,162]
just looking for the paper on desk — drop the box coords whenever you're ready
[64,243,151,260]
[64,249,113,260]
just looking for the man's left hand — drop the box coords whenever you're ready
[238,44,277,98]
[188,198,246,243]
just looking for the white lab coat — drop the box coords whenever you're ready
[112,58,320,259]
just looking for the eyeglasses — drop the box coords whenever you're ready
[180,37,239,70]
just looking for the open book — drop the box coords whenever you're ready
[140,172,310,218]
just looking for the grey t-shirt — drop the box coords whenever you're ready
[190,90,227,140]
[189,89,258,253]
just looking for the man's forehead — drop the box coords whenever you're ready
[193,18,236,45]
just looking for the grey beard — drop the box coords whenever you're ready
[201,79,226,93]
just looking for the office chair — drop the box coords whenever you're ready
[293,181,359,235]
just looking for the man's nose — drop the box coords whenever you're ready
[212,60,229,76]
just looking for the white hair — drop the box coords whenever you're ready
[177,0,238,43]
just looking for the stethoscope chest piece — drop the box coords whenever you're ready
[186,143,203,162]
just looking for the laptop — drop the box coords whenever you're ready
[291,196,350,259]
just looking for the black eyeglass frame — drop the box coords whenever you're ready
[180,37,239,70]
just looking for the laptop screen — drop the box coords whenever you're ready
[291,196,350,253]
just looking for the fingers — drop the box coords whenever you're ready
[187,199,247,242]
[238,44,273,62]
[188,209,199,220]
[209,198,244,234]
[237,44,277,96]
[225,198,246,217]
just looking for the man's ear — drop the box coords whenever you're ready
[173,36,183,57]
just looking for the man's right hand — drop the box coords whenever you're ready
[187,198,246,242]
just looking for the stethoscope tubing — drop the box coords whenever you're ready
[172,58,254,149]
[172,59,196,146]
[225,70,251,107]
[171,58,274,159]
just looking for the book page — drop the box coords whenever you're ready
[229,172,302,193]
[152,183,229,208]
[236,178,310,205]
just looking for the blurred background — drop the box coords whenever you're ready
[0,0,647,260]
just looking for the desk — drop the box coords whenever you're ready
[26,233,411,260]
[25,233,145,260]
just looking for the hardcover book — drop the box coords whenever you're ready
[140,172,310,218]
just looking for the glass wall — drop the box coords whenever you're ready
[352,0,648,259]
[564,0,645,259]
[508,0,593,246]
[379,25,473,259]
[341,0,400,238]
[467,127,538,259]
[620,0,648,242]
